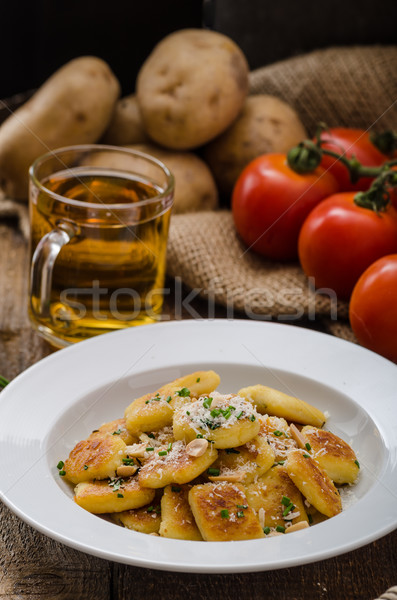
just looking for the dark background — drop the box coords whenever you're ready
[1,0,396,98]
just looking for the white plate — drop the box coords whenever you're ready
[0,320,396,573]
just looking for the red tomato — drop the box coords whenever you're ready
[231,154,338,261]
[298,192,397,299]
[318,128,388,192]
[349,255,397,363]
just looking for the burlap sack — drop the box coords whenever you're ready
[167,210,348,320]
[249,45,397,134]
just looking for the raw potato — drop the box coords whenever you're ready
[203,95,307,197]
[128,143,218,213]
[102,94,149,145]
[0,56,120,199]
[136,29,249,150]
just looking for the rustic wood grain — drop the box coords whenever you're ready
[0,221,396,600]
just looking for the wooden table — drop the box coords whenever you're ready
[0,220,396,600]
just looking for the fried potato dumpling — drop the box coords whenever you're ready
[113,504,162,534]
[124,370,220,434]
[159,484,202,540]
[64,436,127,484]
[74,476,155,514]
[285,449,342,518]
[89,418,137,445]
[208,434,275,484]
[138,440,218,488]
[246,465,308,529]
[239,385,326,428]
[173,392,260,449]
[301,426,360,485]
[257,415,298,462]
[188,482,264,541]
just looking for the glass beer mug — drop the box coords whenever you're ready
[28,145,174,348]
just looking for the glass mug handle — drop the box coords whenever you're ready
[30,221,76,319]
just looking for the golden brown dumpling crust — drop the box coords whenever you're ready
[188,482,264,541]
[114,505,161,534]
[246,465,308,528]
[285,449,342,518]
[64,436,126,484]
[159,484,202,540]
[138,440,218,488]
[301,426,360,484]
[89,418,137,445]
[74,476,155,514]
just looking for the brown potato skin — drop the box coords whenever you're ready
[127,143,218,213]
[136,29,249,150]
[0,56,120,199]
[102,94,149,145]
[203,95,307,197]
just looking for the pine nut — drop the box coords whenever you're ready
[290,423,307,449]
[116,465,138,477]
[285,520,310,533]
[186,438,209,457]
[124,443,147,457]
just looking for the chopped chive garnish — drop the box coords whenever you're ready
[176,387,190,397]
[355,459,360,468]
[112,428,122,435]
[210,408,221,418]
[236,504,248,509]
[208,468,220,476]
[250,414,256,422]
[282,503,295,517]
[220,509,229,519]
[145,400,150,404]
[303,453,310,458]
[263,526,271,535]
[58,470,66,477]
[196,434,204,438]
[196,377,201,382]
[83,465,89,470]
[147,433,155,439]
[308,514,313,524]
[117,493,124,498]
[0,375,9,389]
[123,457,135,465]
[225,448,240,454]
[147,506,154,513]
[167,442,173,452]
[171,486,181,493]
[203,397,213,409]
[305,443,311,451]
[146,447,154,452]
[236,411,244,420]
[186,411,190,416]
[273,430,283,437]
[158,450,168,456]
[57,461,64,470]
[278,461,285,465]
[281,496,291,506]
[166,396,172,403]
[237,511,245,518]
[276,525,285,533]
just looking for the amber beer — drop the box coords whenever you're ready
[29,146,174,347]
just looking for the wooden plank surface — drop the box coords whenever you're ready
[0,221,396,600]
